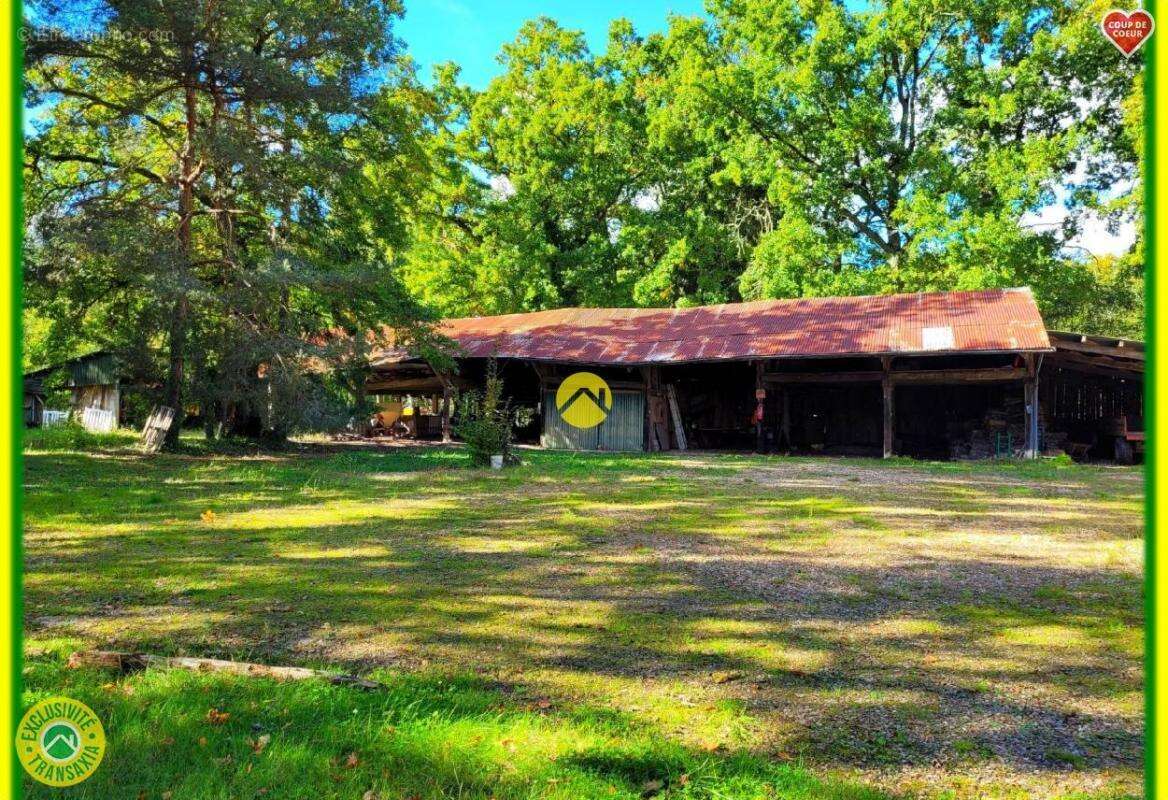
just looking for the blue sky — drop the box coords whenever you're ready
[395,0,707,88]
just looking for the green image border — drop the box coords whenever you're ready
[4,5,1159,800]
[1143,3,1157,798]
[10,0,23,796]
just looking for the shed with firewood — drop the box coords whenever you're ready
[366,287,1143,462]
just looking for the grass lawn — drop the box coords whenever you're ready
[22,431,1143,799]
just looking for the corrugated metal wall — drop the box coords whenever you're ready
[541,389,644,451]
[67,353,117,387]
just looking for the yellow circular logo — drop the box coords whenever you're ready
[16,696,106,786]
[555,372,612,429]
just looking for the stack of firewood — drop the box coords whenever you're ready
[948,400,1029,459]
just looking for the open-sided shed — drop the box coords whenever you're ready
[1042,331,1144,462]
[367,287,1143,461]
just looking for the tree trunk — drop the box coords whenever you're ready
[354,378,371,436]
[163,295,188,446]
[164,63,199,446]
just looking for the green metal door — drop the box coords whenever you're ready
[541,389,644,451]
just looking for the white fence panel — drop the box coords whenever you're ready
[79,406,117,433]
[42,410,68,428]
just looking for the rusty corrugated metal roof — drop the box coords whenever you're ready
[375,288,1052,367]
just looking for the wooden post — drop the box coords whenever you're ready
[643,367,669,451]
[1024,380,1038,458]
[778,388,790,451]
[754,360,765,453]
[1024,354,1040,458]
[640,367,654,452]
[881,356,894,459]
[531,362,548,447]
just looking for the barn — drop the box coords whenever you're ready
[23,350,123,432]
[366,287,1144,461]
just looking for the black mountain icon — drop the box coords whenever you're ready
[558,386,610,415]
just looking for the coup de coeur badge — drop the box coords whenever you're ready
[1100,8,1155,56]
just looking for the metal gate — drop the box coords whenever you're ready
[541,389,644,451]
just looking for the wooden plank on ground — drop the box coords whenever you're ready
[67,650,384,690]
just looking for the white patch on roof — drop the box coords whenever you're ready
[921,326,955,351]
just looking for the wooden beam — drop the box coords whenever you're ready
[67,650,384,690]
[1048,363,1145,381]
[764,371,882,384]
[1023,378,1039,458]
[640,366,654,452]
[1047,350,1145,376]
[891,367,1028,384]
[641,366,668,452]
[764,366,1028,385]
[778,388,790,451]
[365,378,465,393]
[1053,339,1144,361]
[540,377,645,390]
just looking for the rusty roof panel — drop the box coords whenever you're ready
[386,288,1051,366]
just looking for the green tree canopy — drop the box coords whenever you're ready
[24,0,435,438]
[397,0,1143,332]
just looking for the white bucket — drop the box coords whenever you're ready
[490,454,504,470]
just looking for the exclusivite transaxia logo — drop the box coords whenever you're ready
[16,696,107,786]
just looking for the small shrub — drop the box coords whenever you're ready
[453,359,516,467]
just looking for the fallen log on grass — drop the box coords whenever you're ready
[66,650,384,691]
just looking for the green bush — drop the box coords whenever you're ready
[453,359,516,467]
[455,416,510,467]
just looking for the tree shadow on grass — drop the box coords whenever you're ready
[23,446,1144,794]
